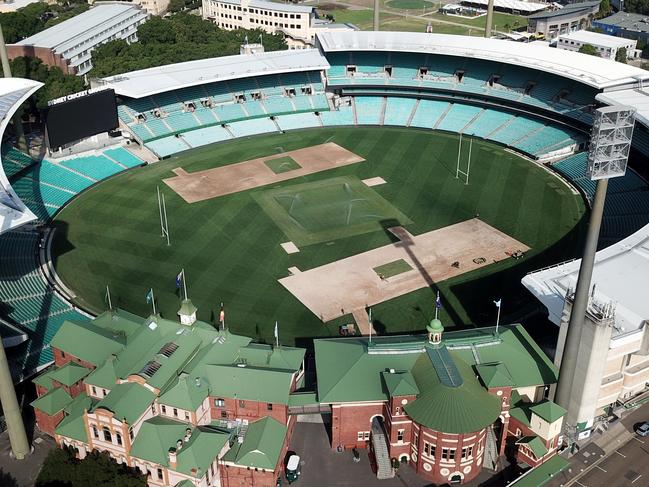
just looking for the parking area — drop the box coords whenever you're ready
[288,421,507,487]
[576,436,649,487]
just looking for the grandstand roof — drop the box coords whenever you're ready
[464,0,548,13]
[13,4,148,55]
[0,78,41,234]
[315,31,649,89]
[522,223,649,341]
[99,49,329,99]
[528,1,599,20]
[597,89,649,127]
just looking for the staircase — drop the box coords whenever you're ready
[371,417,395,480]
[483,425,499,471]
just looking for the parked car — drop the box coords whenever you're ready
[634,421,649,437]
[286,454,301,483]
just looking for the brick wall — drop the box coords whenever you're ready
[330,402,385,450]
[52,348,95,369]
[209,397,288,424]
[35,409,65,437]
[6,45,73,75]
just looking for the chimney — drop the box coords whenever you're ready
[184,427,192,442]
[168,447,177,469]
[176,439,183,450]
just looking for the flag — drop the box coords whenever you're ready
[274,321,278,340]
[435,291,442,310]
[493,299,501,308]
[105,287,110,304]
[146,289,154,304]
[175,270,183,289]
[219,302,225,324]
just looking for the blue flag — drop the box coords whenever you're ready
[175,270,183,289]
[146,289,154,304]
[435,291,442,310]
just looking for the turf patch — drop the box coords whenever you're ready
[265,156,301,174]
[254,176,412,246]
[373,259,413,279]
[388,0,433,9]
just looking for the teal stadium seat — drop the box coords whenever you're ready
[384,97,417,126]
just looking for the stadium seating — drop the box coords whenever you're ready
[1,147,37,178]
[384,97,417,126]
[227,118,278,138]
[320,105,354,126]
[61,156,124,181]
[437,104,483,133]
[0,230,90,373]
[147,136,190,158]
[103,148,144,169]
[410,100,451,129]
[275,112,321,131]
[182,126,232,148]
[355,97,384,125]
[490,116,546,146]
[464,109,514,138]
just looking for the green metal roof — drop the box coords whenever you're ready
[222,417,287,470]
[31,387,73,415]
[202,364,294,404]
[51,320,126,366]
[93,382,155,424]
[427,318,444,334]
[516,436,548,459]
[237,344,305,371]
[475,363,514,388]
[49,362,92,387]
[530,401,567,424]
[288,392,318,407]
[158,375,208,410]
[56,393,96,443]
[84,358,118,389]
[509,454,570,487]
[381,371,419,397]
[404,349,501,434]
[91,309,143,338]
[178,299,198,316]
[130,417,229,477]
[33,367,57,392]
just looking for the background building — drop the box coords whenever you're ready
[527,1,600,39]
[7,3,148,76]
[593,12,649,46]
[201,0,354,48]
[557,30,638,60]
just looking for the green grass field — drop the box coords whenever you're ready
[387,0,433,9]
[52,127,586,345]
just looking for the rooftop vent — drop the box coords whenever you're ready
[139,360,162,378]
[158,342,179,358]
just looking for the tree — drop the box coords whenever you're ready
[616,46,628,63]
[578,44,599,56]
[598,0,611,18]
[37,447,146,487]
[624,0,649,14]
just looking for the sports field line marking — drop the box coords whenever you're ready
[633,437,645,444]
[574,481,587,487]
[324,135,335,143]
[615,450,626,458]
[595,465,607,473]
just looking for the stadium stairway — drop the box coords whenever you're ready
[0,230,90,380]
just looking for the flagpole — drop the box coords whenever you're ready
[368,308,372,344]
[435,291,439,320]
[496,301,501,335]
[151,289,156,315]
[182,268,187,300]
[106,285,112,310]
[157,186,164,237]
[275,321,279,347]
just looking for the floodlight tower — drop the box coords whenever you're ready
[0,23,27,152]
[554,105,636,442]
[484,0,495,37]
[374,0,380,31]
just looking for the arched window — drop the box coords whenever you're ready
[103,427,112,442]
[92,426,99,438]
[116,432,122,446]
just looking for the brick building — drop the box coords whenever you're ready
[30,301,305,487]
[314,319,566,484]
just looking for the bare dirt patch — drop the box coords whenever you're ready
[163,142,365,203]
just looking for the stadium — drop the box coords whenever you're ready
[2,29,649,484]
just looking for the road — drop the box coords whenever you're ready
[547,402,649,487]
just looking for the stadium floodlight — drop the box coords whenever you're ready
[587,105,636,180]
[555,104,636,444]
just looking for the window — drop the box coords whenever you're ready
[92,386,97,395]
[116,433,122,446]
[221,410,227,418]
[103,427,112,442]
[157,468,163,480]
[161,405,167,414]
[173,408,178,417]
[397,429,404,442]
[423,441,435,458]
[129,429,133,440]
[358,431,364,441]
[92,426,99,438]
[239,400,245,408]
[364,431,370,440]
[461,445,473,459]
[185,411,190,421]
[395,406,401,415]
[442,448,456,461]
[267,403,273,411]
[413,432,419,447]
[61,351,66,358]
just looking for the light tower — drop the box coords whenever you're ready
[554,105,636,443]
[373,0,380,31]
[0,23,27,152]
[484,0,495,38]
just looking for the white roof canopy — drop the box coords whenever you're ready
[597,88,649,128]
[522,224,649,341]
[316,31,649,89]
[463,0,548,13]
[0,78,41,234]
[99,49,329,99]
